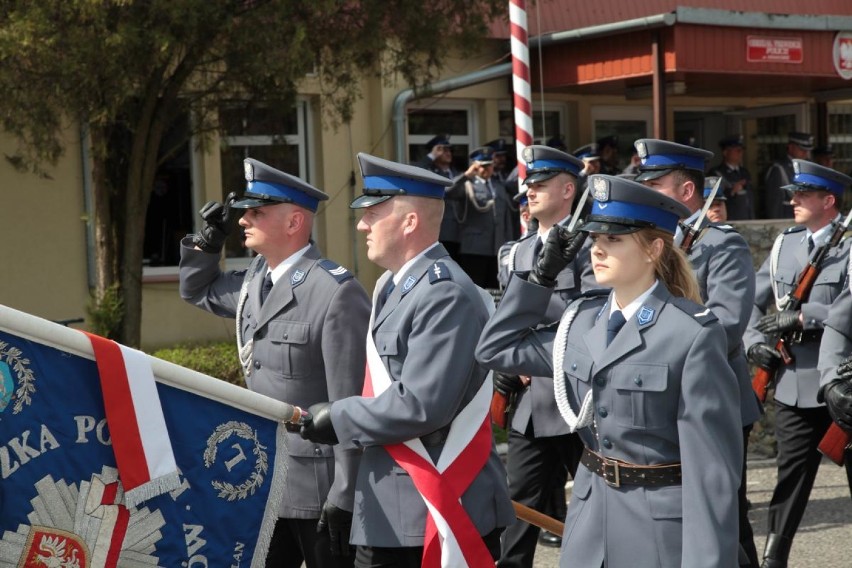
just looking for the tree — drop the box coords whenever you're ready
[0,0,505,346]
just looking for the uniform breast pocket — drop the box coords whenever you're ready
[374,331,400,372]
[810,268,844,302]
[772,269,796,297]
[268,321,311,379]
[611,363,669,430]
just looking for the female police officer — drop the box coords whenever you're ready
[476,174,742,567]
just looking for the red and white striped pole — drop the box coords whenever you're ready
[510,0,533,182]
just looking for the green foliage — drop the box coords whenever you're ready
[151,341,245,388]
[86,283,124,339]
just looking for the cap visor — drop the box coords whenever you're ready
[350,194,393,209]
[633,168,672,182]
[231,197,278,209]
[581,220,642,235]
[523,171,559,185]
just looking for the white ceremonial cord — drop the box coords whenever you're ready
[769,232,787,311]
[552,299,595,432]
[506,241,520,273]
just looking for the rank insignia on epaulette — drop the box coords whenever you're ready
[291,269,306,286]
[429,262,452,284]
[402,275,418,293]
[636,306,655,325]
[318,259,353,283]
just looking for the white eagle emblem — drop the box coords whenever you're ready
[592,177,609,202]
[244,161,254,181]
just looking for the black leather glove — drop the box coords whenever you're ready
[836,354,852,381]
[528,226,588,287]
[192,191,237,253]
[755,310,801,336]
[823,379,852,434]
[317,500,353,557]
[300,402,338,445]
[493,372,524,397]
[747,342,783,372]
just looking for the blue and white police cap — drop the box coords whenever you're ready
[573,143,600,161]
[782,159,851,198]
[582,174,691,235]
[232,158,328,212]
[513,186,529,206]
[719,135,744,150]
[470,146,495,165]
[350,152,453,209]
[633,139,714,182]
[425,134,451,149]
[788,131,814,150]
[521,145,584,185]
[704,176,727,201]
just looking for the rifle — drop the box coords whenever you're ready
[752,209,852,403]
[489,183,592,428]
[818,420,850,466]
[679,176,721,254]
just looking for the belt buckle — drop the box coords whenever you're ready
[790,330,803,344]
[601,457,620,488]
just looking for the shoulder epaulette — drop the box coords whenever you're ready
[317,259,353,283]
[710,223,736,233]
[668,297,718,326]
[428,262,453,284]
[582,288,610,298]
[783,225,806,235]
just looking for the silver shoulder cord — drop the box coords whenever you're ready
[770,232,787,311]
[236,257,263,379]
[552,297,595,432]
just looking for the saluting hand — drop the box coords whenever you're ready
[755,310,801,336]
[529,227,588,287]
[192,191,237,253]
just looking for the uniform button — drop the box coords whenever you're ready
[571,362,578,371]
[251,322,257,329]
[314,447,322,455]
[254,360,261,370]
[595,377,606,387]
[283,333,289,340]
[634,377,643,386]
[598,407,608,418]
[602,437,613,449]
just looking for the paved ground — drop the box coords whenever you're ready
[532,456,852,567]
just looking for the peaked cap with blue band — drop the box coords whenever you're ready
[582,174,691,235]
[350,152,453,209]
[469,146,495,165]
[574,142,600,161]
[633,139,714,182]
[704,176,727,201]
[522,145,584,185]
[231,158,328,212]
[782,159,851,198]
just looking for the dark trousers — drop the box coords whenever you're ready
[739,425,759,568]
[497,426,584,568]
[266,518,354,568]
[353,529,502,568]
[766,402,832,540]
[458,254,499,289]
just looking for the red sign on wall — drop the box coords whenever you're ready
[833,32,852,80]
[746,36,803,64]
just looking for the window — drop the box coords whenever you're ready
[219,101,311,262]
[591,106,652,173]
[498,102,566,170]
[407,101,475,172]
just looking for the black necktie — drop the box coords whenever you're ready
[532,237,543,261]
[606,311,626,347]
[807,236,814,257]
[378,279,395,312]
[260,272,274,306]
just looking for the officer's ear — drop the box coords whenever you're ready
[286,209,306,234]
[681,179,697,202]
[824,192,837,211]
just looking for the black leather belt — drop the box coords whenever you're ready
[421,424,452,447]
[581,447,682,488]
[794,329,823,343]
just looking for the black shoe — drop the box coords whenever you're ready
[538,531,562,548]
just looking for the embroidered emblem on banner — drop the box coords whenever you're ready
[637,306,655,325]
[0,340,35,414]
[203,421,268,501]
[0,467,164,566]
[402,275,418,293]
[290,269,305,286]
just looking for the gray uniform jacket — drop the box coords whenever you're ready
[449,175,515,256]
[179,240,370,518]
[744,225,851,408]
[476,277,742,568]
[677,217,762,426]
[818,285,852,388]
[328,244,514,547]
[496,226,598,436]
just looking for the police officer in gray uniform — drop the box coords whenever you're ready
[491,145,595,568]
[179,158,370,568]
[634,138,762,567]
[300,153,514,568]
[744,160,852,567]
[763,132,813,219]
[477,175,742,567]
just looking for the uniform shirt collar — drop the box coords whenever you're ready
[537,213,572,240]
[267,243,310,284]
[806,213,841,247]
[610,280,659,321]
[393,242,441,285]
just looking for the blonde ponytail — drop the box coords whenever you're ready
[633,229,701,303]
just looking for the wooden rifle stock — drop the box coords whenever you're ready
[490,391,509,429]
[751,339,793,403]
[819,423,851,466]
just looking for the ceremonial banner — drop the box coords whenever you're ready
[0,305,289,568]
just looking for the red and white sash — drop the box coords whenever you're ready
[362,284,495,567]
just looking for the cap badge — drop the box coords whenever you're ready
[793,161,801,175]
[637,306,655,325]
[636,141,647,159]
[522,146,534,164]
[290,269,305,286]
[402,275,418,293]
[592,177,609,202]
[244,161,254,181]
